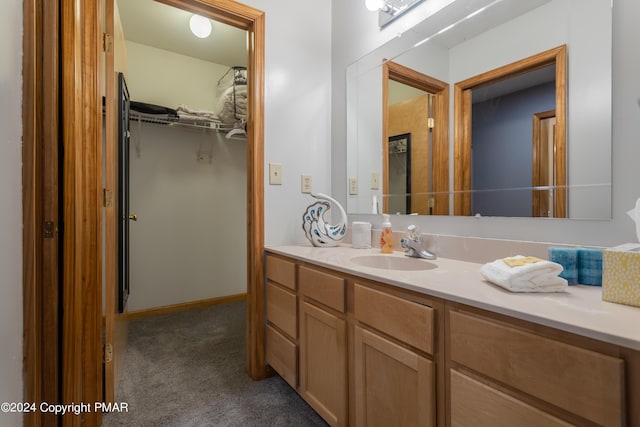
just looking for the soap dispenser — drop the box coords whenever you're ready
[380,214,394,254]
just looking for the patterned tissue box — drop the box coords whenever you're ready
[602,244,640,308]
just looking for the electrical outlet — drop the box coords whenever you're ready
[370,172,379,190]
[269,163,282,185]
[349,178,358,195]
[301,175,312,193]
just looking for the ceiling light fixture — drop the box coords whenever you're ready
[189,14,212,39]
[366,0,426,27]
[365,0,389,12]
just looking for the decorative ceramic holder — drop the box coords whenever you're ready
[302,193,347,247]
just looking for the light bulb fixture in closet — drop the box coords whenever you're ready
[189,14,212,38]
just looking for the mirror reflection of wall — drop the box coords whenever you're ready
[346,0,612,220]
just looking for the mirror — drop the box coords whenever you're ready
[346,0,612,219]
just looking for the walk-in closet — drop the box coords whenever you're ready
[119,0,249,313]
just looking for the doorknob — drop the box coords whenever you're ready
[128,214,138,221]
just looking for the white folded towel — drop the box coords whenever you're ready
[480,255,568,293]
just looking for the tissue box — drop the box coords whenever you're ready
[602,244,640,307]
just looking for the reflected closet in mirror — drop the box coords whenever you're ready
[383,61,449,215]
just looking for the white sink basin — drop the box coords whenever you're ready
[350,255,437,271]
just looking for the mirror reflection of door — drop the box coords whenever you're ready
[533,110,566,217]
[383,61,449,215]
[454,45,567,217]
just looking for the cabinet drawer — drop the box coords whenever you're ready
[450,369,572,427]
[266,324,298,389]
[266,255,296,290]
[449,310,624,427]
[299,266,346,313]
[266,282,297,338]
[354,284,433,354]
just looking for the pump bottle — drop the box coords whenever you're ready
[380,214,394,253]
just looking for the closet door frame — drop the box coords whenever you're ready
[22,1,266,425]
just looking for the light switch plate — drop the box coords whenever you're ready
[349,178,358,195]
[301,175,312,193]
[370,172,379,190]
[269,163,282,185]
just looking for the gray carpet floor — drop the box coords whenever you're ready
[102,301,327,427]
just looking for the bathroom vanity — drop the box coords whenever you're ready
[264,245,640,427]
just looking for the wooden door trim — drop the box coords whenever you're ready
[453,44,567,216]
[382,60,449,215]
[23,1,44,425]
[532,110,565,218]
[60,1,104,426]
[23,1,61,426]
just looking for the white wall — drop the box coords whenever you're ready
[0,0,23,424]
[333,0,640,247]
[128,123,246,311]
[125,40,230,112]
[241,0,333,246]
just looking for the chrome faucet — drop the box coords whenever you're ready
[400,225,436,260]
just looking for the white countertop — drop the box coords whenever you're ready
[266,244,640,351]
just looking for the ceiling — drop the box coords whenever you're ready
[117,0,248,67]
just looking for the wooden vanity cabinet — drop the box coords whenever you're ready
[264,255,441,427]
[265,253,640,427]
[447,304,627,427]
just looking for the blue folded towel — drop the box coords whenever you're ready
[548,247,578,285]
[578,248,603,286]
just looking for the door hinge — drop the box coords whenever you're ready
[43,221,55,238]
[427,117,435,129]
[103,188,113,207]
[103,33,113,53]
[104,343,113,363]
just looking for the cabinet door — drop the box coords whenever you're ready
[354,326,435,427]
[299,301,347,427]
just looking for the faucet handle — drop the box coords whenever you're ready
[407,224,421,241]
